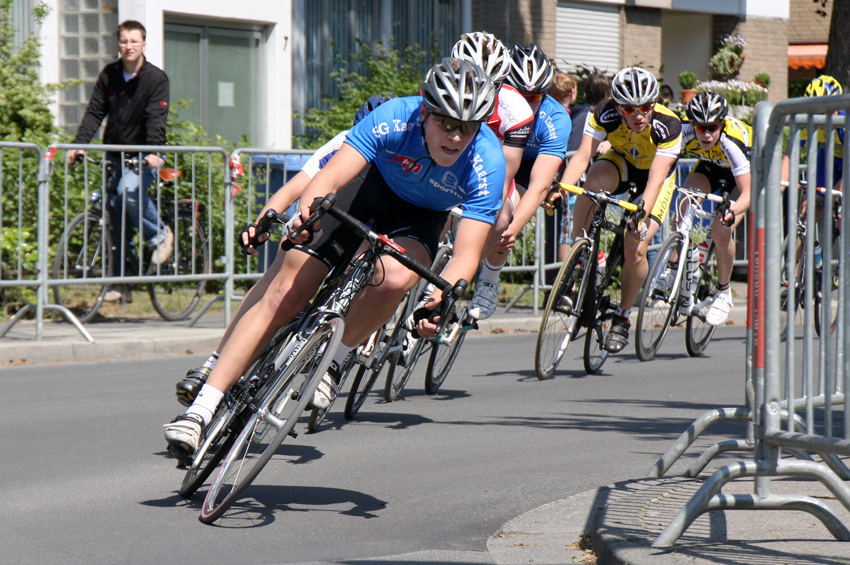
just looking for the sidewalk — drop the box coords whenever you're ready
[0,280,750,366]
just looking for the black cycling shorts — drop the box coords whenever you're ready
[690,161,741,200]
[291,165,449,269]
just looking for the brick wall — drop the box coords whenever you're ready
[713,15,789,103]
[472,0,556,59]
[788,0,831,44]
[621,7,662,75]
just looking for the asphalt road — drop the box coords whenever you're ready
[1,327,751,564]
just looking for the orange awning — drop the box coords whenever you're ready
[788,44,828,69]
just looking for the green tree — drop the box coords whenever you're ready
[296,39,438,149]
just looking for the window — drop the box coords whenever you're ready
[165,23,263,146]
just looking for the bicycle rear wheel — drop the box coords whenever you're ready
[52,211,112,323]
[180,326,294,498]
[635,233,682,361]
[814,234,840,338]
[148,213,209,321]
[200,317,342,524]
[535,239,592,380]
[686,244,718,356]
[779,232,804,341]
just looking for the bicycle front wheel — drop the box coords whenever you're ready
[814,234,840,338]
[180,327,294,498]
[424,317,468,395]
[779,231,804,341]
[535,238,592,380]
[52,211,112,323]
[635,233,683,361]
[148,214,209,321]
[686,244,718,356]
[200,317,342,524]
[583,313,611,374]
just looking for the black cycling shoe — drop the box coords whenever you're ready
[176,366,211,407]
[604,314,631,353]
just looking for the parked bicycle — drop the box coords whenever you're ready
[534,183,645,379]
[634,185,731,361]
[52,154,209,322]
[183,195,467,523]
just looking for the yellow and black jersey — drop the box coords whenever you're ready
[585,100,682,169]
[682,117,752,176]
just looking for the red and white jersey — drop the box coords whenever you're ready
[486,84,534,149]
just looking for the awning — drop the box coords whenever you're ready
[788,44,828,70]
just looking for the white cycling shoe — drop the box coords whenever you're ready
[469,280,500,320]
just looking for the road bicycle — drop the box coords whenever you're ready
[635,185,730,361]
[779,180,841,340]
[52,154,209,321]
[534,183,644,379]
[343,207,476,418]
[187,195,466,523]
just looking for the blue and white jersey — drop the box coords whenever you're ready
[344,96,505,224]
[521,94,571,162]
[302,130,349,178]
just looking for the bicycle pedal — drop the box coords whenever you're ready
[288,430,298,439]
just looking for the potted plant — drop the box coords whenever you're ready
[678,71,699,104]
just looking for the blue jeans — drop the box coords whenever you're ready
[106,156,167,275]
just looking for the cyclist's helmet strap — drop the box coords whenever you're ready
[451,31,510,85]
[505,43,554,95]
[805,75,843,97]
[686,91,729,125]
[420,57,497,122]
[353,93,396,126]
[610,66,659,107]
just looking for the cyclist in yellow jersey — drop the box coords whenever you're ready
[561,66,682,353]
[679,91,752,326]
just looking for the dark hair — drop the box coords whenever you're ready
[117,20,146,41]
[583,73,611,107]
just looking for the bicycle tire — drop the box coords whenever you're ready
[779,231,805,341]
[344,360,383,419]
[685,243,718,356]
[52,211,112,323]
[583,312,611,374]
[635,233,683,361]
[148,213,209,321]
[200,316,342,524]
[534,238,593,380]
[179,326,295,498]
[307,348,357,432]
[425,328,465,394]
[814,234,840,338]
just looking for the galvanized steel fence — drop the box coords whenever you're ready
[651,97,850,546]
[0,143,752,341]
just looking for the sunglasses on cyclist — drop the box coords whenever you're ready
[619,103,653,116]
[522,92,544,105]
[694,123,723,134]
[430,113,481,136]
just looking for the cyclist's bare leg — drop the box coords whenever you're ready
[620,218,660,311]
[570,160,619,242]
[216,250,286,351]
[206,249,329,394]
[341,237,430,348]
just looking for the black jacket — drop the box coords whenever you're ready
[72,57,169,148]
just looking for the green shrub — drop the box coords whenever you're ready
[677,71,699,90]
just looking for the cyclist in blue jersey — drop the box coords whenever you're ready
[470,44,571,319]
[165,59,505,460]
[174,94,394,407]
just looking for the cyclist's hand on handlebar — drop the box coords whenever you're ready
[67,149,85,165]
[144,154,164,170]
[718,207,736,228]
[630,219,649,241]
[495,227,517,255]
[240,224,270,256]
[412,298,442,339]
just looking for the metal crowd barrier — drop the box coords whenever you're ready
[651,96,850,546]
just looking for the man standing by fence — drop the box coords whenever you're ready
[66,20,172,304]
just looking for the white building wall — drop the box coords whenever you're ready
[661,11,712,98]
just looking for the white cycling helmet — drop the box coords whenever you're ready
[451,31,510,85]
[505,43,554,95]
[610,66,659,107]
[420,57,497,122]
